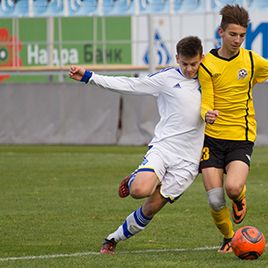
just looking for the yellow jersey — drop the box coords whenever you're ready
[199,47,268,142]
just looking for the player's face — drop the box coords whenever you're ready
[219,24,247,55]
[176,54,202,79]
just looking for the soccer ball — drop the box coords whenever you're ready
[232,226,266,260]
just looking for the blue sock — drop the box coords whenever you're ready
[107,207,152,242]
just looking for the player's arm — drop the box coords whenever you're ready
[69,65,163,96]
[252,51,268,83]
[198,63,217,122]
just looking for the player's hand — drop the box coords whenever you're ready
[205,110,219,124]
[69,65,86,81]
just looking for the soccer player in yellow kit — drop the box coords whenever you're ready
[199,4,268,253]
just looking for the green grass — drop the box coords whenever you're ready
[0,145,267,268]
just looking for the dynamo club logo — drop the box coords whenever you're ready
[143,30,171,65]
[0,28,22,82]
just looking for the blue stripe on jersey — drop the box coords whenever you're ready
[176,68,184,77]
[175,68,198,80]
[122,220,133,238]
[134,207,152,227]
[137,167,155,173]
[148,67,174,77]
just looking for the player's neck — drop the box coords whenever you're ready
[218,47,239,59]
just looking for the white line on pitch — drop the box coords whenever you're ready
[1,244,267,262]
[0,245,219,262]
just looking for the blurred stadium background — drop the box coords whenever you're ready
[0,0,267,145]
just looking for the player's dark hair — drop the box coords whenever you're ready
[220,4,250,30]
[176,36,203,57]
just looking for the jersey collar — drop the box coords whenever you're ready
[210,48,240,61]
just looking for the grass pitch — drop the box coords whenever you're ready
[0,145,267,268]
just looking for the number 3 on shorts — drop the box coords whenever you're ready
[201,147,210,161]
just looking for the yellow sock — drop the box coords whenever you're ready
[236,185,246,202]
[210,206,234,239]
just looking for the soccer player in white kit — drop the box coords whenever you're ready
[69,36,205,255]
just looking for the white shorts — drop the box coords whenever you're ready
[136,146,199,203]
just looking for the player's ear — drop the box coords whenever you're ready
[175,54,180,63]
[218,27,224,37]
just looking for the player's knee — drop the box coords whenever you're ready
[130,185,150,198]
[130,183,156,198]
[207,187,226,211]
[129,173,157,198]
[225,183,243,199]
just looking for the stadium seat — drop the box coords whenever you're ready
[0,0,29,18]
[138,0,170,14]
[32,0,65,17]
[32,0,49,17]
[174,0,182,11]
[103,0,135,16]
[67,0,98,16]
[0,0,18,17]
[211,0,245,11]
[248,0,268,10]
[46,0,65,16]
[13,0,30,17]
[174,0,207,13]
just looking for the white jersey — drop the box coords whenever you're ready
[89,67,205,164]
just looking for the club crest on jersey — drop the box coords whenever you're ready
[238,69,248,80]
